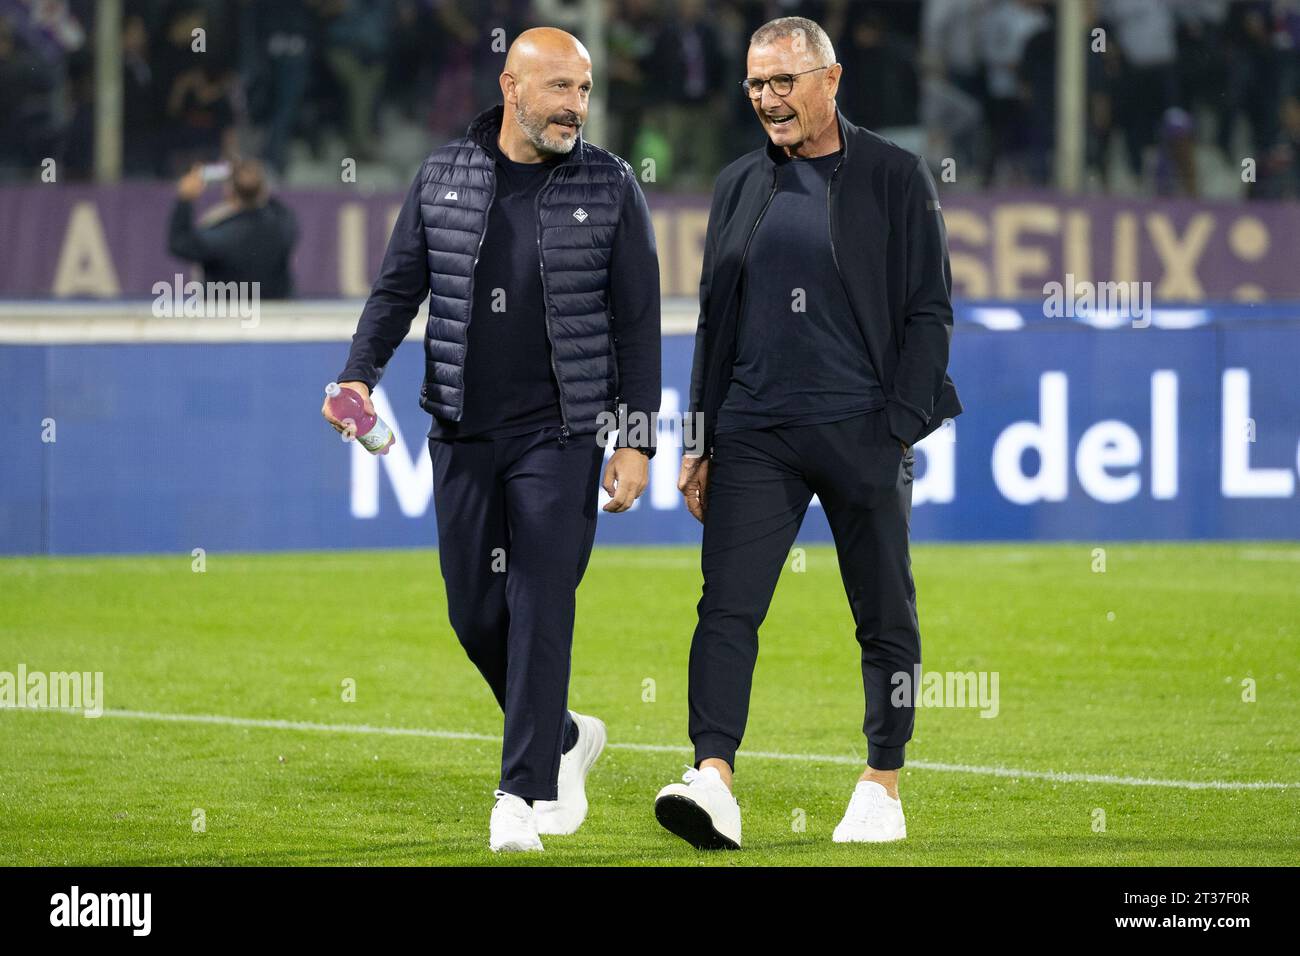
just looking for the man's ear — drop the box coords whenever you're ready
[499,71,517,105]
[826,63,843,99]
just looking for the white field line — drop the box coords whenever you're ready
[28,707,1296,792]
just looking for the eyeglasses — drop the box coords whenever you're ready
[739,65,832,100]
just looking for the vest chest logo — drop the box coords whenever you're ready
[572,207,588,223]
[444,190,459,201]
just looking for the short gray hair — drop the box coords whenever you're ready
[750,16,836,66]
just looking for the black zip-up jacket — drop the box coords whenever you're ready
[688,110,962,454]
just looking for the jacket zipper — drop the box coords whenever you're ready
[826,150,882,383]
[740,171,779,283]
[709,169,778,458]
[827,154,845,284]
[459,157,497,422]
[535,165,571,445]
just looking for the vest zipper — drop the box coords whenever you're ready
[460,159,497,422]
[535,163,571,446]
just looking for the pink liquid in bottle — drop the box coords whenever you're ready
[325,382,395,455]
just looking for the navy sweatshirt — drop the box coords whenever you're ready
[716,148,885,434]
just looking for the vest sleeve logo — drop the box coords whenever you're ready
[444,190,459,201]
[572,207,589,222]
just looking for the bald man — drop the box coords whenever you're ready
[326,28,661,852]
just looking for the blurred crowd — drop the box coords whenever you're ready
[4,0,1300,198]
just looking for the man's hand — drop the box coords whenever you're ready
[177,164,205,202]
[602,448,649,513]
[322,381,374,438]
[678,454,710,523]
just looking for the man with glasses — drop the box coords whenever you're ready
[653,16,962,849]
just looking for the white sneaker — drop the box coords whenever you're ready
[489,790,543,852]
[654,766,742,850]
[534,711,607,835]
[832,780,907,843]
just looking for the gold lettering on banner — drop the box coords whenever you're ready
[382,203,401,296]
[53,202,122,297]
[944,210,990,299]
[1147,212,1213,301]
[338,203,368,297]
[1063,210,1092,287]
[1227,216,1269,261]
[651,210,673,298]
[673,209,709,299]
[1111,212,1139,285]
[994,203,1058,298]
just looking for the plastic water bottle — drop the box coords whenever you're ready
[325,382,395,455]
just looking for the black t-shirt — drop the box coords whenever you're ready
[428,140,564,440]
[715,148,885,435]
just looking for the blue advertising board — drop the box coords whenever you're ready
[1,304,1297,555]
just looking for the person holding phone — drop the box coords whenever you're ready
[168,157,298,299]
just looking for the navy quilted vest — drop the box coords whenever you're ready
[415,105,631,437]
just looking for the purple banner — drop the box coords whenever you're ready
[2,183,1298,302]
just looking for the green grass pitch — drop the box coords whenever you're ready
[1,542,1297,866]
